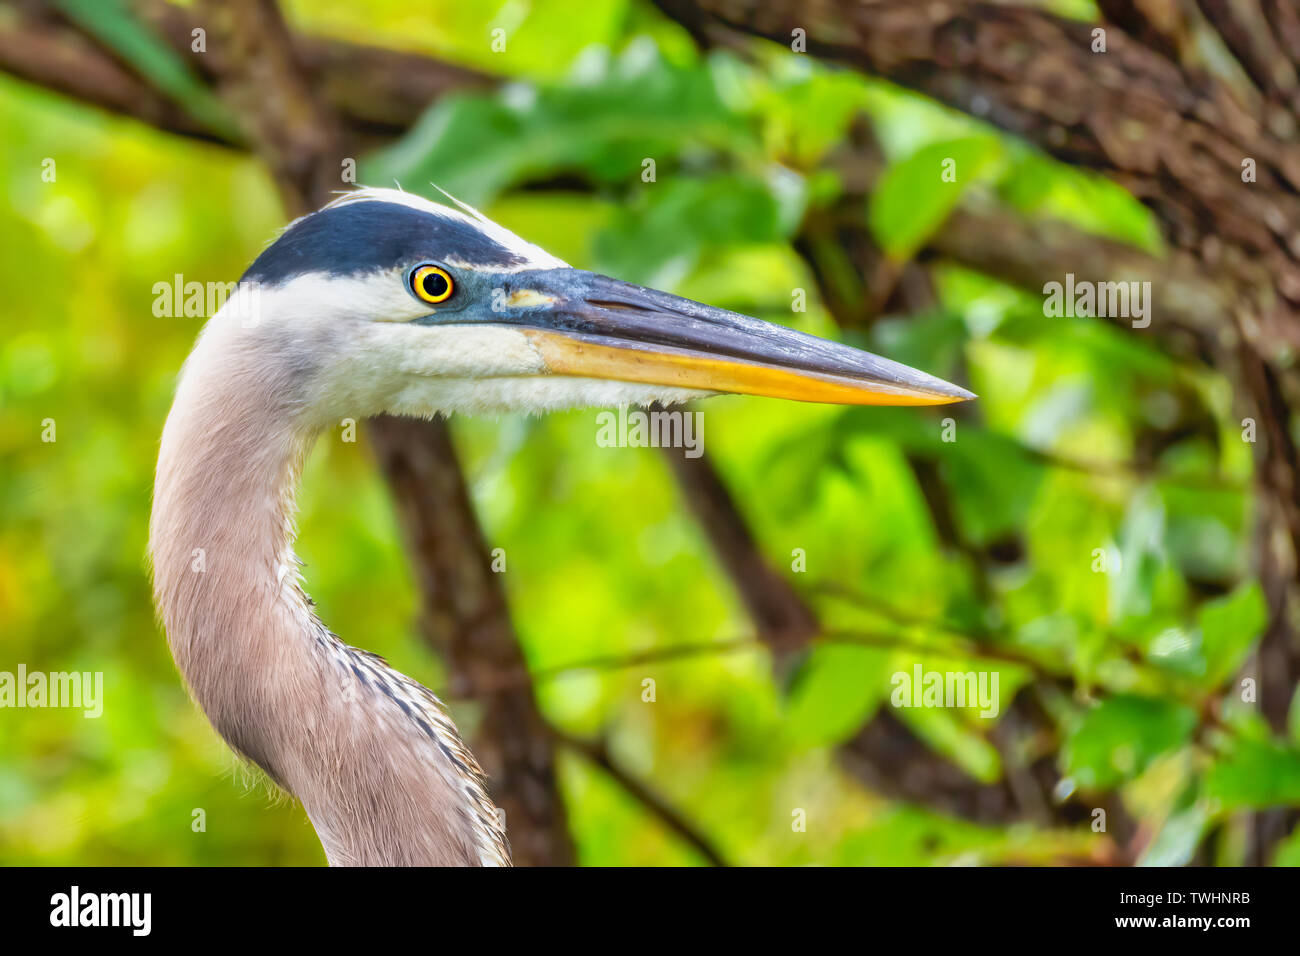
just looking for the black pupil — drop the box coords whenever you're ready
[421,270,449,299]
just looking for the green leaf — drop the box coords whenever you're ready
[901,701,1004,782]
[868,137,1000,260]
[1062,695,1197,791]
[783,644,893,747]
[362,43,753,206]
[1138,803,1211,867]
[1204,738,1300,809]
[996,146,1163,253]
[1199,581,1267,686]
[1271,826,1300,866]
[1111,486,1168,624]
[592,172,803,286]
[832,401,1047,546]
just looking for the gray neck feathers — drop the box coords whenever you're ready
[149,323,508,865]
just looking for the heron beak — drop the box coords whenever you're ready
[507,270,974,406]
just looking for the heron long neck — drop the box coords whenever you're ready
[149,320,507,866]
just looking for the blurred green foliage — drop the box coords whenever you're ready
[1,0,1296,866]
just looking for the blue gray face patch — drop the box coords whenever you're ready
[241,201,528,285]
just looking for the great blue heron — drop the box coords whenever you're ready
[148,187,974,866]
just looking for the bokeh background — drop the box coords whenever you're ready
[2,0,1299,866]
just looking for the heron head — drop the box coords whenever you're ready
[230,187,973,422]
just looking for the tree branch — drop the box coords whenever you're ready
[0,0,234,144]
[133,0,495,144]
[548,724,730,866]
[368,416,576,866]
[659,440,818,663]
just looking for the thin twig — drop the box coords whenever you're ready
[548,725,730,867]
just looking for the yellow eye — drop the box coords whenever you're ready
[411,264,454,304]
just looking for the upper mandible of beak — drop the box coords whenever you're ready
[501,269,975,407]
